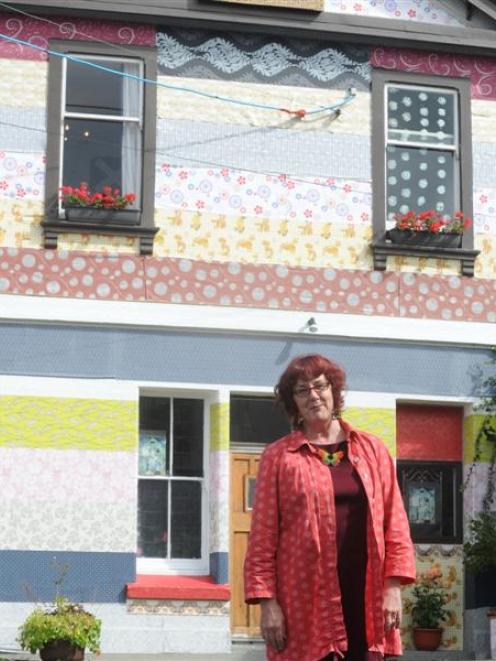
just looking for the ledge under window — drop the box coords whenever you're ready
[372,236,480,277]
[42,219,159,255]
[127,575,230,601]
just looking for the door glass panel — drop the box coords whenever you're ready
[230,395,290,444]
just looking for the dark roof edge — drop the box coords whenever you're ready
[7,0,496,56]
[468,0,496,22]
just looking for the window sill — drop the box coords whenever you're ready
[372,237,480,277]
[42,218,159,255]
[127,575,230,601]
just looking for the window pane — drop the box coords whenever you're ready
[66,58,141,117]
[397,461,462,543]
[138,480,168,558]
[386,145,455,222]
[387,86,456,145]
[230,396,290,444]
[171,481,202,558]
[140,398,171,475]
[62,118,141,200]
[173,399,203,477]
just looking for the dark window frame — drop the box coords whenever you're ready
[42,40,158,255]
[397,460,463,544]
[371,69,479,276]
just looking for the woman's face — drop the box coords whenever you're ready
[293,373,334,426]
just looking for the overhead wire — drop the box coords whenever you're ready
[0,30,357,117]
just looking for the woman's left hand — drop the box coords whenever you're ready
[383,577,402,632]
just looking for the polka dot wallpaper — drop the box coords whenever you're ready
[1,247,495,323]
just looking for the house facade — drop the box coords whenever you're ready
[0,0,495,656]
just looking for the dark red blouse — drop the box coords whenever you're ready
[317,441,383,661]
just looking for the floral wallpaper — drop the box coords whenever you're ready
[0,447,137,552]
[155,166,373,225]
[402,546,463,650]
[324,0,462,25]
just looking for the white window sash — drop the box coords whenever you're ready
[58,55,143,214]
[137,395,209,574]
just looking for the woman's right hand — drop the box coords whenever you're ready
[260,598,287,652]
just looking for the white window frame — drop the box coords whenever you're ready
[137,389,211,576]
[384,82,460,227]
[57,54,144,219]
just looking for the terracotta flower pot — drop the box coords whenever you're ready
[412,627,443,651]
[40,640,85,661]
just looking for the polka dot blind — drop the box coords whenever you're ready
[385,85,459,224]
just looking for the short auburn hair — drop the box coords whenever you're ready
[275,354,346,428]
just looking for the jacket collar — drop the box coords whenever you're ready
[286,418,356,452]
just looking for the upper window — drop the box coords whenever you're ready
[371,70,478,276]
[43,41,158,254]
[137,396,207,574]
[385,84,459,223]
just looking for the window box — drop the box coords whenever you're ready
[64,205,140,226]
[388,228,462,249]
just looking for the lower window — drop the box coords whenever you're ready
[397,461,462,544]
[137,396,206,571]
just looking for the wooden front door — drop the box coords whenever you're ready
[230,452,262,637]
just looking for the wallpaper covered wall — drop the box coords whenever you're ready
[0,395,137,553]
[0,18,496,282]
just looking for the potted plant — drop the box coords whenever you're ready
[18,597,101,661]
[410,567,450,651]
[60,182,139,225]
[388,209,472,248]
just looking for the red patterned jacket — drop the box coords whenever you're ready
[244,420,416,661]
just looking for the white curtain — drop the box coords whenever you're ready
[121,61,142,208]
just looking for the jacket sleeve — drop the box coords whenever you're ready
[244,445,281,604]
[380,444,416,585]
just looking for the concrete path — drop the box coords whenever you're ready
[0,644,267,661]
[0,645,477,661]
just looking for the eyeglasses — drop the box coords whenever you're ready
[293,382,330,398]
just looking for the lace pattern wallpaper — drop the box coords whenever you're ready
[156,28,371,89]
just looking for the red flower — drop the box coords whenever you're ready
[393,209,470,235]
[59,181,137,209]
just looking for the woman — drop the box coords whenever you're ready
[244,354,415,661]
